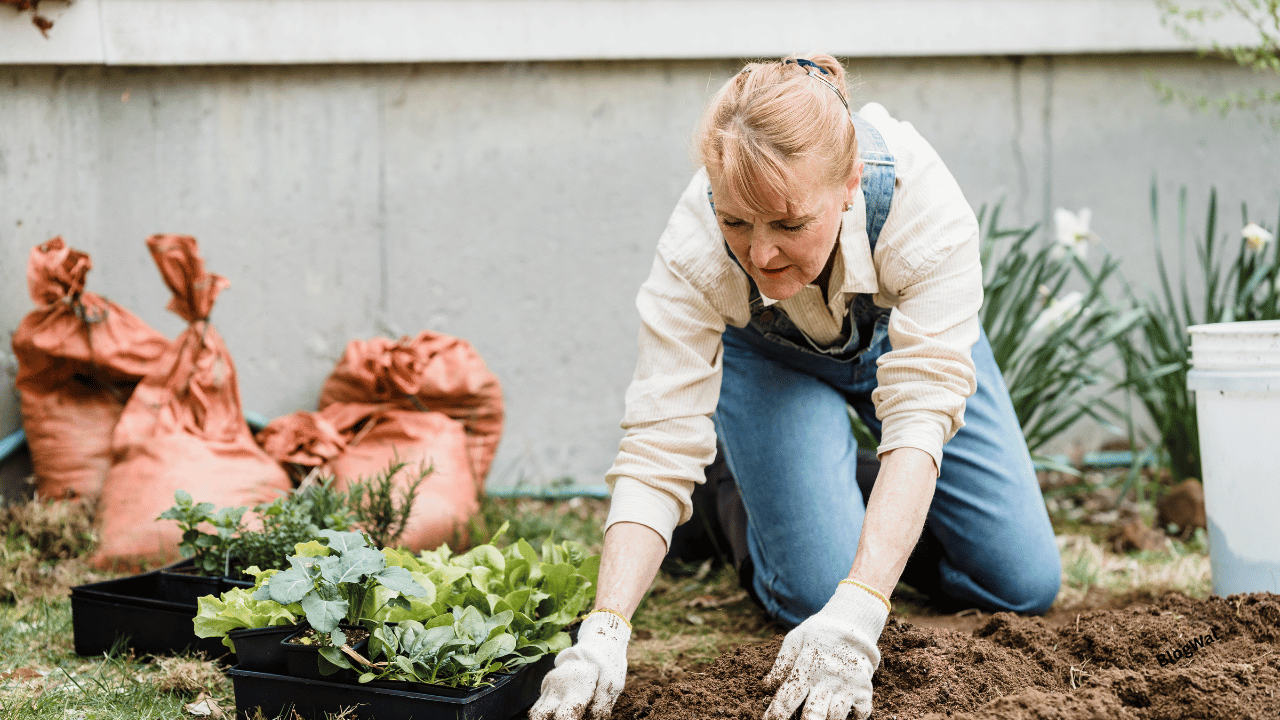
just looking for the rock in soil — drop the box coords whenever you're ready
[1156,479,1207,536]
[609,592,1280,720]
[1107,518,1169,553]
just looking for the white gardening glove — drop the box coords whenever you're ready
[530,610,631,720]
[763,581,890,720]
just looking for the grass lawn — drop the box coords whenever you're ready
[0,486,1211,719]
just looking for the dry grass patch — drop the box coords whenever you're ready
[2,496,97,558]
[1,496,103,603]
[146,655,229,696]
[1054,531,1211,608]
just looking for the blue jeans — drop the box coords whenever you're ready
[713,320,1061,627]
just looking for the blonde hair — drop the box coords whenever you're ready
[696,54,858,215]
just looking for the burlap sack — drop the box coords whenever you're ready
[317,331,503,489]
[11,238,169,501]
[257,401,476,550]
[91,235,292,571]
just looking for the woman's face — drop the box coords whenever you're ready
[711,155,861,301]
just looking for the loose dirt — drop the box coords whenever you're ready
[610,592,1280,720]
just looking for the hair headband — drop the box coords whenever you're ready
[784,58,850,112]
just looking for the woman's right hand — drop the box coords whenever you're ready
[529,610,631,720]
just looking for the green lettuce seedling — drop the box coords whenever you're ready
[192,567,301,651]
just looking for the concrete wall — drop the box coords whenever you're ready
[2,53,1279,488]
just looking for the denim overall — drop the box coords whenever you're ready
[708,111,1061,627]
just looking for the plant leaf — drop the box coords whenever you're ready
[545,631,571,653]
[267,566,314,605]
[329,546,387,585]
[301,593,348,633]
[320,529,370,554]
[293,540,331,558]
[374,565,429,597]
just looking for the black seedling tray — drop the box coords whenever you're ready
[70,565,233,660]
[157,565,253,606]
[227,653,555,720]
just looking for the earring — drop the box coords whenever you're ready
[844,202,853,212]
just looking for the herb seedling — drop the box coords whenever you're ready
[157,490,246,576]
[344,458,429,549]
[158,479,357,579]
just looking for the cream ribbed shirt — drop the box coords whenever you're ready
[604,103,983,548]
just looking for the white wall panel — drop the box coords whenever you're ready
[1,0,1261,65]
[3,55,1279,486]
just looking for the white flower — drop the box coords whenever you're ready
[1242,222,1274,252]
[1030,291,1085,334]
[1054,208,1098,260]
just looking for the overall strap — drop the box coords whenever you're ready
[849,110,896,253]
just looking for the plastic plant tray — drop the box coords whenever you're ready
[69,566,233,660]
[158,564,254,602]
[227,653,555,720]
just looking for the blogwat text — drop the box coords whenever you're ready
[1156,632,1218,666]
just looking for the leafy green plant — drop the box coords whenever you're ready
[192,567,301,651]
[977,204,1144,470]
[253,529,429,648]
[234,478,356,572]
[157,491,247,577]
[1112,184,1280,483]
[295,476,361,531]
[158,479,356,579]
[326,524,599,688]
[344,459,429,549]
[394,524,597,641]
[348,606,543,688]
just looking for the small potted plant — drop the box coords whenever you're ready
[327,526,597,690]
[254,529,429,680]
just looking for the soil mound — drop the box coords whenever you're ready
[610,592,1280,720]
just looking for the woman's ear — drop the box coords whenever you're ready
[845,160,864,205]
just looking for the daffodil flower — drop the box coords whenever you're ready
[1053,208,1099,260]
[1242,222,1274,252]
[1029,291,1085,334]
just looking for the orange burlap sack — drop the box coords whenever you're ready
[11,238,170,501]
[256,402,477,550]
[91,235,292,571]
[317,331,503,489]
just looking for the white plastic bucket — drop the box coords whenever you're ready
[1186,320,1280,596]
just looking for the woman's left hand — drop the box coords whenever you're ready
[762,581,889,720]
